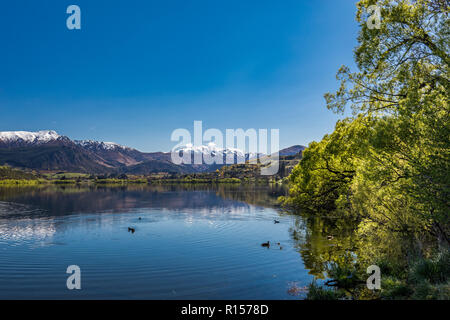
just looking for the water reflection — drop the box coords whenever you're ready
[0,184,318,299]
[288,215,359,279]
[0,184,286,218]
[0,184,365,299]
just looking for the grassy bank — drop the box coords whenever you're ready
[306,250,450,300]
[0,166,250,186]
[0,179,43,186]
[148,177,242,184]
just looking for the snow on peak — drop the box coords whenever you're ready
[74,139,131,151]
[0,130,61,143]
[101,141,130,150]
[176,143,259,158]
[179,143,242,155]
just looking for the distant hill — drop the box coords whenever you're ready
[278,145,306,156]
[0,130,304,175]
[0,145,111,173]
[120,160,198,175]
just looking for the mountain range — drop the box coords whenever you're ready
[0,130,305,174]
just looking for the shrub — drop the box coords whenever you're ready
[306,281,344,300]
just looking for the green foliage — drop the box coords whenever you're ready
[0,166,43,186]
[283,116,368,213]
[406,251,450,299]
[409,251,450,284]
[411,280,450,299]
[306,281,345,300]
[45,172,89,180]
[284,0,450,299]
[0,179,41,186]
[0,165,39,180]
[284,0,449,245]
[381,276,413,299]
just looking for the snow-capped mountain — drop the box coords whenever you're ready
[74,140,133,151]
[174,143,260,163]
[0,130,68,146]
[0,130,303,174]
[0,130,186,172]
[74,139,154,167]
[0,131,131,152]
[179,143,246,156]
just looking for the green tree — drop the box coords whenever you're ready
[284,0,449,246]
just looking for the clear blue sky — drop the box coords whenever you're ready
[0,0,358,152]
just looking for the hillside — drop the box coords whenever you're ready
[0,166,39,180]
[0,130,305,176]
[0,145,112,173]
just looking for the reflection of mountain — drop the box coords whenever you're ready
[0,185,370,290]
[0,184,361,289]
[0,184,286,218]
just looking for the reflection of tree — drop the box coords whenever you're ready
[287,208,425,299]
[288,211,360,280]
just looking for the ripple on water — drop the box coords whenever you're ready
[0,189,310,299]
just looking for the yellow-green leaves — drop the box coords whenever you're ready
[285,0,449,259]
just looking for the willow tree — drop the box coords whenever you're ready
[284,0,449,248]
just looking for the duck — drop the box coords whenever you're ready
[138,217,142,220]
[128,227,135,233]
[274,220,280,224]
[261,241,270,248]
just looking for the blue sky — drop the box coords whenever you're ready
[0,0,358,152]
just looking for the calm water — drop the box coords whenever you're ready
[0,184,318,299]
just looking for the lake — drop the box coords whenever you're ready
[0,184,324,299]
